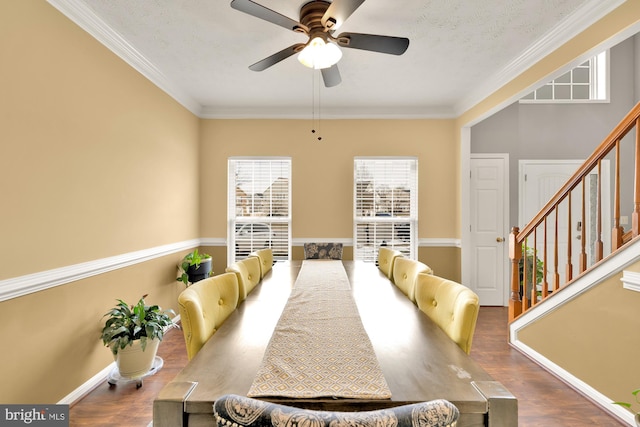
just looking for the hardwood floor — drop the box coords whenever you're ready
[470,307,624,427]
[69,307,624,426]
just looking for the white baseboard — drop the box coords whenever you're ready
[511,340,634,425]
[58,362,115,406]
[59,317,181,406]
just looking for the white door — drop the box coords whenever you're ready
[470,155,508,306]
[519,160,610,290]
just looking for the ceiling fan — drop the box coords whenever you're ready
[230,0,410,88]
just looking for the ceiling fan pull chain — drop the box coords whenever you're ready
[311,70,322,141]
[317,71,322,141]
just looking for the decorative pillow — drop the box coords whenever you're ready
[303,243,343,260]
[214,394,459,427]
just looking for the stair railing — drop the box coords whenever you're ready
[509,102,640,322]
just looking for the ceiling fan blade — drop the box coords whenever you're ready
[336,32,409,55]
[321,0,366,30]
[321,65,341,88]
[231,0,306,32]
[249,43,306,71]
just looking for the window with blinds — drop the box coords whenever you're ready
[354,157,418,262]
[228,158,291,263]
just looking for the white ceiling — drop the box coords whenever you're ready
[48,0,624,118]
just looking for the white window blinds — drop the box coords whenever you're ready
[228,158,291,263]
[354,157,418,262]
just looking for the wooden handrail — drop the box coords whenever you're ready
[509,101,640,322]
[516,102,640,240]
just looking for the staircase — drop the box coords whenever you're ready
[507,102,640,426]
[508,101,640,322]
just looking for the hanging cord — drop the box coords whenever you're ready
[310,70,322,141]
[317,73,322,141]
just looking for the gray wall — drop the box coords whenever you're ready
[471,35,637,230]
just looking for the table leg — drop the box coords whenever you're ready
[153,381,198,427]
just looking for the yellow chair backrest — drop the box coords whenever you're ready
[377,247,403,280]
[392,258,433,303]
[178,272,239,360]
[414,273,480,355]
[225,256,262,301]
[249,248,273,278]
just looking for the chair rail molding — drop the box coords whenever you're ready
[290,238,461,247]
[0,239,201,303]
[622,270,640,292]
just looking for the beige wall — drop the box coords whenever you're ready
[199,119,460,276]
[1,0,639,407]
[1,1,200,277]
[518,259,640,405]
[199,119,457,239]
[0,1,199,403]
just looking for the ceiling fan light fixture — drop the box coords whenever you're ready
[297,36,342,69]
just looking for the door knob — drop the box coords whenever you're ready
[496,237,505,242]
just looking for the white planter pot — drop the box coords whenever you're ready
[114,338,160,379]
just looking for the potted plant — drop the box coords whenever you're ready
[614,389,640,426]
[101,294,176,378]
[177,249,213,286]
[518,245,544,300]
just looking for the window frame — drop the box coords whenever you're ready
[519,50,609,104]
[353,157,418,262]
[227,157,292,264]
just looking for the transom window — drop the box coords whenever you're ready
[228,157,291,263]
[353,157,418,262]
[520,50,608,103]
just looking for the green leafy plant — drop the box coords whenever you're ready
[613,388,640,415]
[518,245,544,297]
[176,249,212,285]
[101,294,176,355]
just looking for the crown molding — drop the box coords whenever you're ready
[45,0,456,120]
[47,0,625,121]
[454,0,627,117]
[46,0,203,116]
[199,106,458,120]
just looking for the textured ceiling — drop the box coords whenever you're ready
[49,0,623,118]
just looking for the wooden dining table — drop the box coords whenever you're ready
[154,261,517,427]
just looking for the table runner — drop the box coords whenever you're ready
[247,260,392,399]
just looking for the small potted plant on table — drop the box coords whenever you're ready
[101,294,176,385]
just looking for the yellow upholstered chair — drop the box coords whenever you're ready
[178,272,239,360]
[377,246,403,280]
[392,258,433,303]
[225,256,262,301]
[303,242,343,260]
[249,248,273,279]
[414,273,480,355]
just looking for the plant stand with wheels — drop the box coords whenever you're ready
[107,356,164,389]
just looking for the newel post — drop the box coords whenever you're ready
[508,227,522,323]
